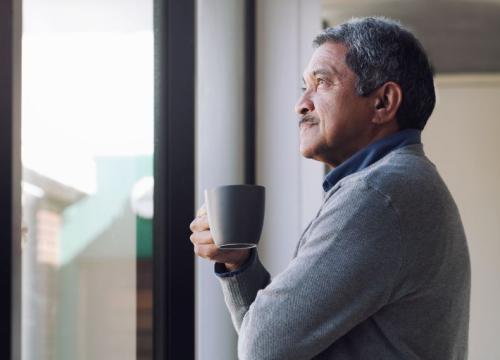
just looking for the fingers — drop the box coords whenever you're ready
[192,203,248,264]
[193,243,219,260]
[189,214,209,232]
[191,203,209,232]
[190,230,213,245]
[196,204,207,217]
[193,243,247,263]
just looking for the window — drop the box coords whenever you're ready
[21,1,154,359]
[1,0,195,359]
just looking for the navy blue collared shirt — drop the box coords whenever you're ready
[322,129,422,192]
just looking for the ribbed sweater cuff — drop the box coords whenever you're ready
[215,248,270,307]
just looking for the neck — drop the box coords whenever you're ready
[326,123,400,168]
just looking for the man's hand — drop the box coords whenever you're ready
[189,204,251,271]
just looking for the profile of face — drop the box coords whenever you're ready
[295,42,383,167]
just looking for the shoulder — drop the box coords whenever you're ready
[332,144,450,207]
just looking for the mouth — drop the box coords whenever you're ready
[299,115,319,129]
[299,120,318,129]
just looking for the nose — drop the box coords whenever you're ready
[294,91,314,116]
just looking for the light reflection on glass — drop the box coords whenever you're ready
[21,4,153,360]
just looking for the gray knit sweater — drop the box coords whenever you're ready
[217,144,470,360]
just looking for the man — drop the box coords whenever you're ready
[190,17,470,359]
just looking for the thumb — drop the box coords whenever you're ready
[196,203,207,217]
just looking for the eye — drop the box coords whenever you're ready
[300,86,307,92]
[317,78,327,86]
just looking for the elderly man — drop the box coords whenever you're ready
[190,17,470,359]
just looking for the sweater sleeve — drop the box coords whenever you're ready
[217,180,403,360]
[214,248,271,331]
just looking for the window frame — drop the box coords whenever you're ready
[153,0,196,359]
[1,0,197,359]
[0,0,22,358]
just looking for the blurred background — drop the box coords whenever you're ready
[17,0,500,359]
[21,0,154,359]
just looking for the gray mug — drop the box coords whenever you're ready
[204,184,265,249]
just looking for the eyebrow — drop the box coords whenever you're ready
[313,69,332,76]
[302,67,340,84]
[312,68,336,77]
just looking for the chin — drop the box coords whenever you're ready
[299,145,317,160]
[300,141,332,164]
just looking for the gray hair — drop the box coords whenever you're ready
[314,17,435,130]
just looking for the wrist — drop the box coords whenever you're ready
[224,249,251,271]
[224,262,242,272]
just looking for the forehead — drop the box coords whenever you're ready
[303,42,349,78]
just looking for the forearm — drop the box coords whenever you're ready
[216,249,271,332]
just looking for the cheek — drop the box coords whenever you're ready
[320,93,368,129]
[317,104,342,136]
[315,93,342,122]
[315,100,332,125]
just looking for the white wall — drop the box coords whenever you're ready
[423,74,500,359]
[195,1,246,359]
[256,0,324,277]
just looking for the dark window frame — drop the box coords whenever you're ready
[1,0,21,358]
[153,0,196,359]
[245,0,256,185]
[0,0,14,354]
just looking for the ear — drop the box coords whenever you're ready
[371,82,402,126]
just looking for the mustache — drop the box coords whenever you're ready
[298,114,319,126]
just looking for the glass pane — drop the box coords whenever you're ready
[21,1,153,359]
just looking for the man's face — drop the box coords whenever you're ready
[295,42,375,167]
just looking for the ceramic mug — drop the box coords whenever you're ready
[204,184,265,249]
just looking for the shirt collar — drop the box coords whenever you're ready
[322,129,422,192]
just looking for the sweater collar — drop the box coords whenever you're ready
[322,129,422,192]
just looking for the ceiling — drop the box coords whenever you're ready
[321,0,500,73]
